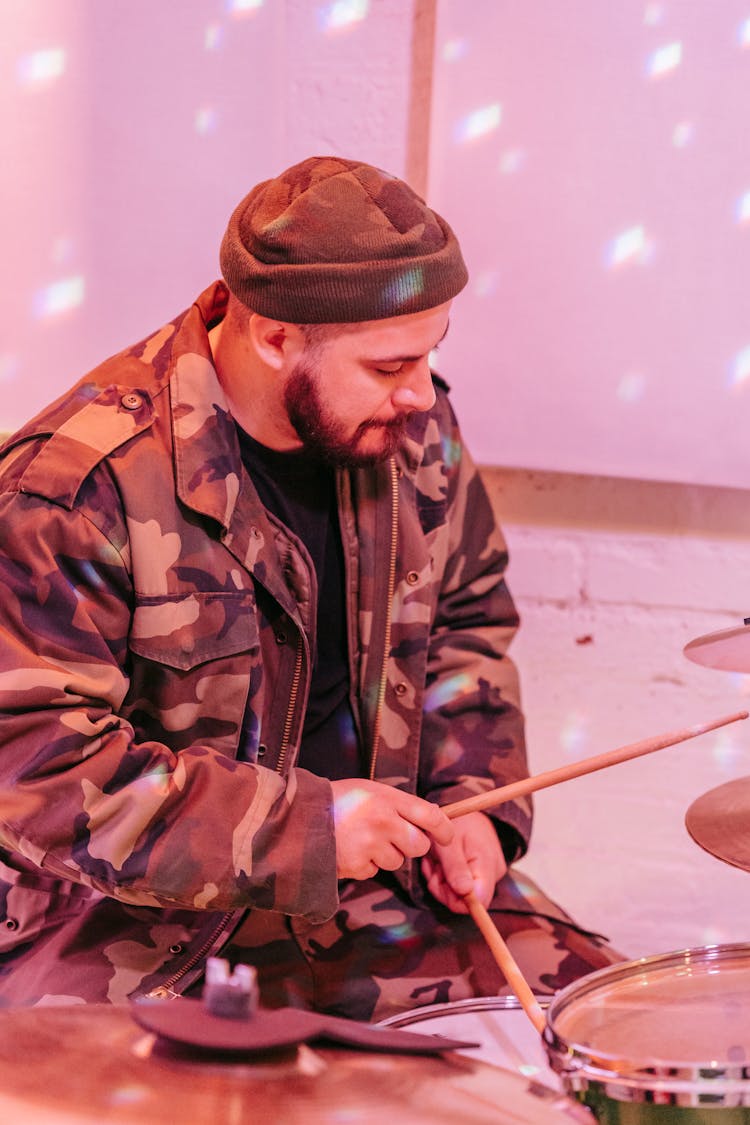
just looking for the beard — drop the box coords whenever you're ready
[283,356,411,468]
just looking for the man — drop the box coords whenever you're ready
[0,157,618,1017]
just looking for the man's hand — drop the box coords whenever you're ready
[421,811,507,913]
[331,779,454,880]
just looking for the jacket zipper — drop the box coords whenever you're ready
[146,909,237,998]
[369,458,399,780]
[149,465,394,998]
[275,636,303,778]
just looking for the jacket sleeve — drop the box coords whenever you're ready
[417,394,532,859]
[0,472,339,922]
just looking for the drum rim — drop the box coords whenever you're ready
[378,993,551,1028]
[544,940,750,1102]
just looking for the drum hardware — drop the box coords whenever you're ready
[684,621,750,673]
[203,956,258,1018]
[544,943,750,1118]
[133,966,477,1055]
[378,995,556,1084]
[685,775,750,872]
[0,1004,595,1123]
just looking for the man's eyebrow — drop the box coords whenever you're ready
[368,321,450,365]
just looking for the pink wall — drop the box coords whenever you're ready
[429,1,750,488]
[0,0,416,433]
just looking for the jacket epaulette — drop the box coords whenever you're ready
[18,384,154,509]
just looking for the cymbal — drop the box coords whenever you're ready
[685,775,750,871]
[0,1004,592,1125]
[683,623,750,672]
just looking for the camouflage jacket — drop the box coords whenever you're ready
[0,282,530,1003]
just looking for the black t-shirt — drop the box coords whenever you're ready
[238,428,364,779]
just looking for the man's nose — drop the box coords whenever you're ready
[391,358,436,413]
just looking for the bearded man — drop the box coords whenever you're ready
[0,157,619,1016]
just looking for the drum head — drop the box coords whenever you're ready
[380,995,557,1088]
[0,1004,593,1124]
[545,943,750,1107]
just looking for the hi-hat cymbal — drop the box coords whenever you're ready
[683,623,750,672]
[0,1004,592,1125]
[685,775,750,871]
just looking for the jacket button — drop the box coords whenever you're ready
[3,918,18,931]
[257,743,267,760]
[169,943,183,955]
[121,392,143,411]
[147,987,170,999]
[394,682,408,696]
[275,631,287,645]
[406,571,419,585]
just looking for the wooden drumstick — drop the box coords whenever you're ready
[464,890,547,1034]
[443,710,748,820]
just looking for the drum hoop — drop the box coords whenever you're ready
[545,940,750,1098]
[378,993,551,1028]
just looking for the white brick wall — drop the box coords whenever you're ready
[482,467,750,960]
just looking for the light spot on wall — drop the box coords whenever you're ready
[0,355,19,384]
[227,0,264,15]
[672,121,694,148]
[617,371,647,403]
[499,148,526,175]
[647,42,682,78]
[738,17,750,48]
[643,4,665,26]
[32,276,85,319]
[455,103,502,144]
[17,48,66,88]
[204,24,224,49]
[51,235,75,266]
[442,38,469,62]
[560,711,590,757]
[730,345,750,388]
[711,729,744,772]
[736,190,750,225]
[606,225,652,268]
[195,106,218,135]
[320,0,369,33]
[473,270,499,298]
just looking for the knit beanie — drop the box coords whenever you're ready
[219,156,468,323]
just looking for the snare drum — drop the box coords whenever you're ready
[544,942,750,1122]
[379,994,559,1088]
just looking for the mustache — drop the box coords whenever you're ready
[358,412,413,434]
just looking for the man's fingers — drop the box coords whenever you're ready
[393,791,453,846]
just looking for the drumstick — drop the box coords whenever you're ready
[443,710,748,820]
[464,890,546,1034]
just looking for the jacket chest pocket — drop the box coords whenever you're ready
[129,590,259,671]
[127,591,260,755]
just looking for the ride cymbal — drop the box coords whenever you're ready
[684,623,750,673]
[685,775,750,871]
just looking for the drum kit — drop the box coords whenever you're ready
[0,623,748,1123]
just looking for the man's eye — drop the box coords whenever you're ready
[375,365,403,376]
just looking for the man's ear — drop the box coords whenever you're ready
[248,315,305,371]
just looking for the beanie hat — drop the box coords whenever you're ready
[219,156,468,323]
